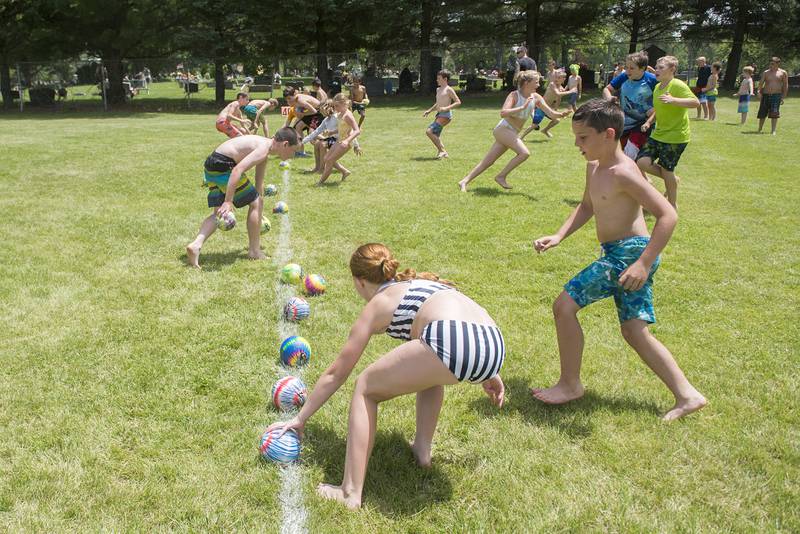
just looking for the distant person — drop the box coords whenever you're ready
[316,93,361,185]
[215,93,252,138]
[521,70,572,139]
[705,62,722,121]
[309,78,328,103]
[349,76,369,127]
[532,98,707,422]
[734,65,755,125]
[756,56,789,135]
[422,70,461,159]
[516,46,537,73]
[240,98,279,136]
[694,57,711,119]
[566,64,582,112]
[185,129,300,268]
[399,66,414,93]
[504,51,518,91]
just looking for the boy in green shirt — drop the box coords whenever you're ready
[636,56,700,209]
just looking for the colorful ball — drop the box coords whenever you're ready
[280,335,311,367]
[280,263,303,284]
[271,375,307,411]
[265,184,278,196]
[216,211,236,231]
[278,160,291,169]
[260,215,271,234]
[259,427,301,465]
[284,296,310,322]
[304,274,327,296]
[273,201,289,214]
[362,98,370,106]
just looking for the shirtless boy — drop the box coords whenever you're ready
[349,76,369,127]
[757,56,789,135]
[215,93,252,138]
[422,70,462,159]
[532,99,706,421]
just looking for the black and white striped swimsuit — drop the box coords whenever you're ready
[380,280,505,383]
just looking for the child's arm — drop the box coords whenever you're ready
[640,107,656,131]
[535,94,570,120]
[757,73,765,95]
[302,120,327,145]
[577,76,582,98]
[659,92,699,108]
[218,148,268,216]
[782,70,789,100]
[441,86,461,111]
[616,172,677,291]
[340,111,361,146]
[423,101,438,116]
[534,165,594,252]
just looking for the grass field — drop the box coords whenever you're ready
[1,91,798,532]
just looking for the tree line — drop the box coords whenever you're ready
[2,0,798,107]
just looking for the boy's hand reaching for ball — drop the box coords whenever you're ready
[534,235,562,253]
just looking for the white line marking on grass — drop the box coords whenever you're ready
[273,167,308,534]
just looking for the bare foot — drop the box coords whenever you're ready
[662,395,707,421]
[317,483,361,509]
[542,130,553,138]
[494,176,513,190]
[248,250,267,260]
[530,382,585,404]
[340,170,351,181]
[437,151,448,159]
[458,180,468,192]
[186,244,201,269]
[410,441,432,468]
[303,168,319,174]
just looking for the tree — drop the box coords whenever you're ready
[610,0,687,53]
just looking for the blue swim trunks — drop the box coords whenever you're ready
[737,94,750,113]
[428,110,452,136]
[564,236,661,324]
[532,108,546,125]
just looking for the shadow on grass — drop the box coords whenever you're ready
[176,249,252,271]
[468,377,660,439]
[469,186,538,202]
[409,156,443,161]
[304,426,453,515]
[522,137,552,144]
[562,198,580,208]
[740,131,766,135]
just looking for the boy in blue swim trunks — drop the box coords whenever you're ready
[532,99,706,421]
[186,128,300,268]
[423,70,461,159]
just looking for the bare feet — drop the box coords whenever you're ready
[317,484,361,509]
[542,130,553,138]
[186,244,201,268]
[248,250,267,260]
[437,151,449,159]
[530,382,585,404]
[662,395,707,421]
[458,180,468,192]
[494,176,513,190]
[340,170,351,181]
[410,441,432,468]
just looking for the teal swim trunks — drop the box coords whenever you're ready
[240,104,259,121]
[564,236,661,324]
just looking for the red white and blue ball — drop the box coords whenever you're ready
[284,296,310,322]
[259,427,301,465]
[304,274,327,296]
[273,201,289,214]
[280,335,311,367]
[216,211,236,231]
[271,375,307,411]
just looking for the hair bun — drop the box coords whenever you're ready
[381,258,399,280]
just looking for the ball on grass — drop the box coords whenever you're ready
[216,211,236,231]
[273,201,289,214]
[284,296,310,322]
[260,215,271,234]
[265,184,278,196]
[279,160,291,169]
[280,335,311,367]
[271,375,307,411]
[304,274,327,296]
[280,263,303,284]
[259,427,301,465]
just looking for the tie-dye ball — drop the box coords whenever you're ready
[304,274,327,296]
[265,184,278,196]
[273,201,289,214]
[216,211,236,231]
[284,296,310,322]
[280,335,311,367]
[259,427,301,465]
[260,215,271,234]
[280,263,303,284]
[271,375,307,411]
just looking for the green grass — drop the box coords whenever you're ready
[1,92,798,531]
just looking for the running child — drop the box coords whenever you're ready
[241,98,279,136]
[303,100,362,174]
[215,93,252,138]
[309,78,328,103]
[422,70,461,159]
[705,62,721,121]
[349,76,369,127]
[532,98,706,421]
[284,86,322,156]
[458,70,568,192]
[317,93,361,185]
[520,69,573,139]
[185,129,300,268]
[636,56,699,209]
[734,66,754,125]
[566,64,582,112]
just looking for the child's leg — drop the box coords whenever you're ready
[186,211,218,268]
[357,111,365,127]
[770,117,778,135]
[457,138,508,192]
[246,197,265,260]
[531,291,586,403]
[411,385,444,467]
[740,112,747,125]
[312,142,322,171]
[317,142,348,185]
[317,340,458,509]
[492,126,530,189]
[620,319,707,421]
[333,160,351,180]
[708,101,716,120]
[541,117,560,138]
[661,168,679,208]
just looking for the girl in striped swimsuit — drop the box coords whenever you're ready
[270,243,506,509]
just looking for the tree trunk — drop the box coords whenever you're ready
[1,59,12,110]
[215,59,225,104]
[419,0,434,93]
[628,1,641,53]
[315,10,329,89]
[723,6,748,90]
[526,0,542,68]
[103,56,126,106]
